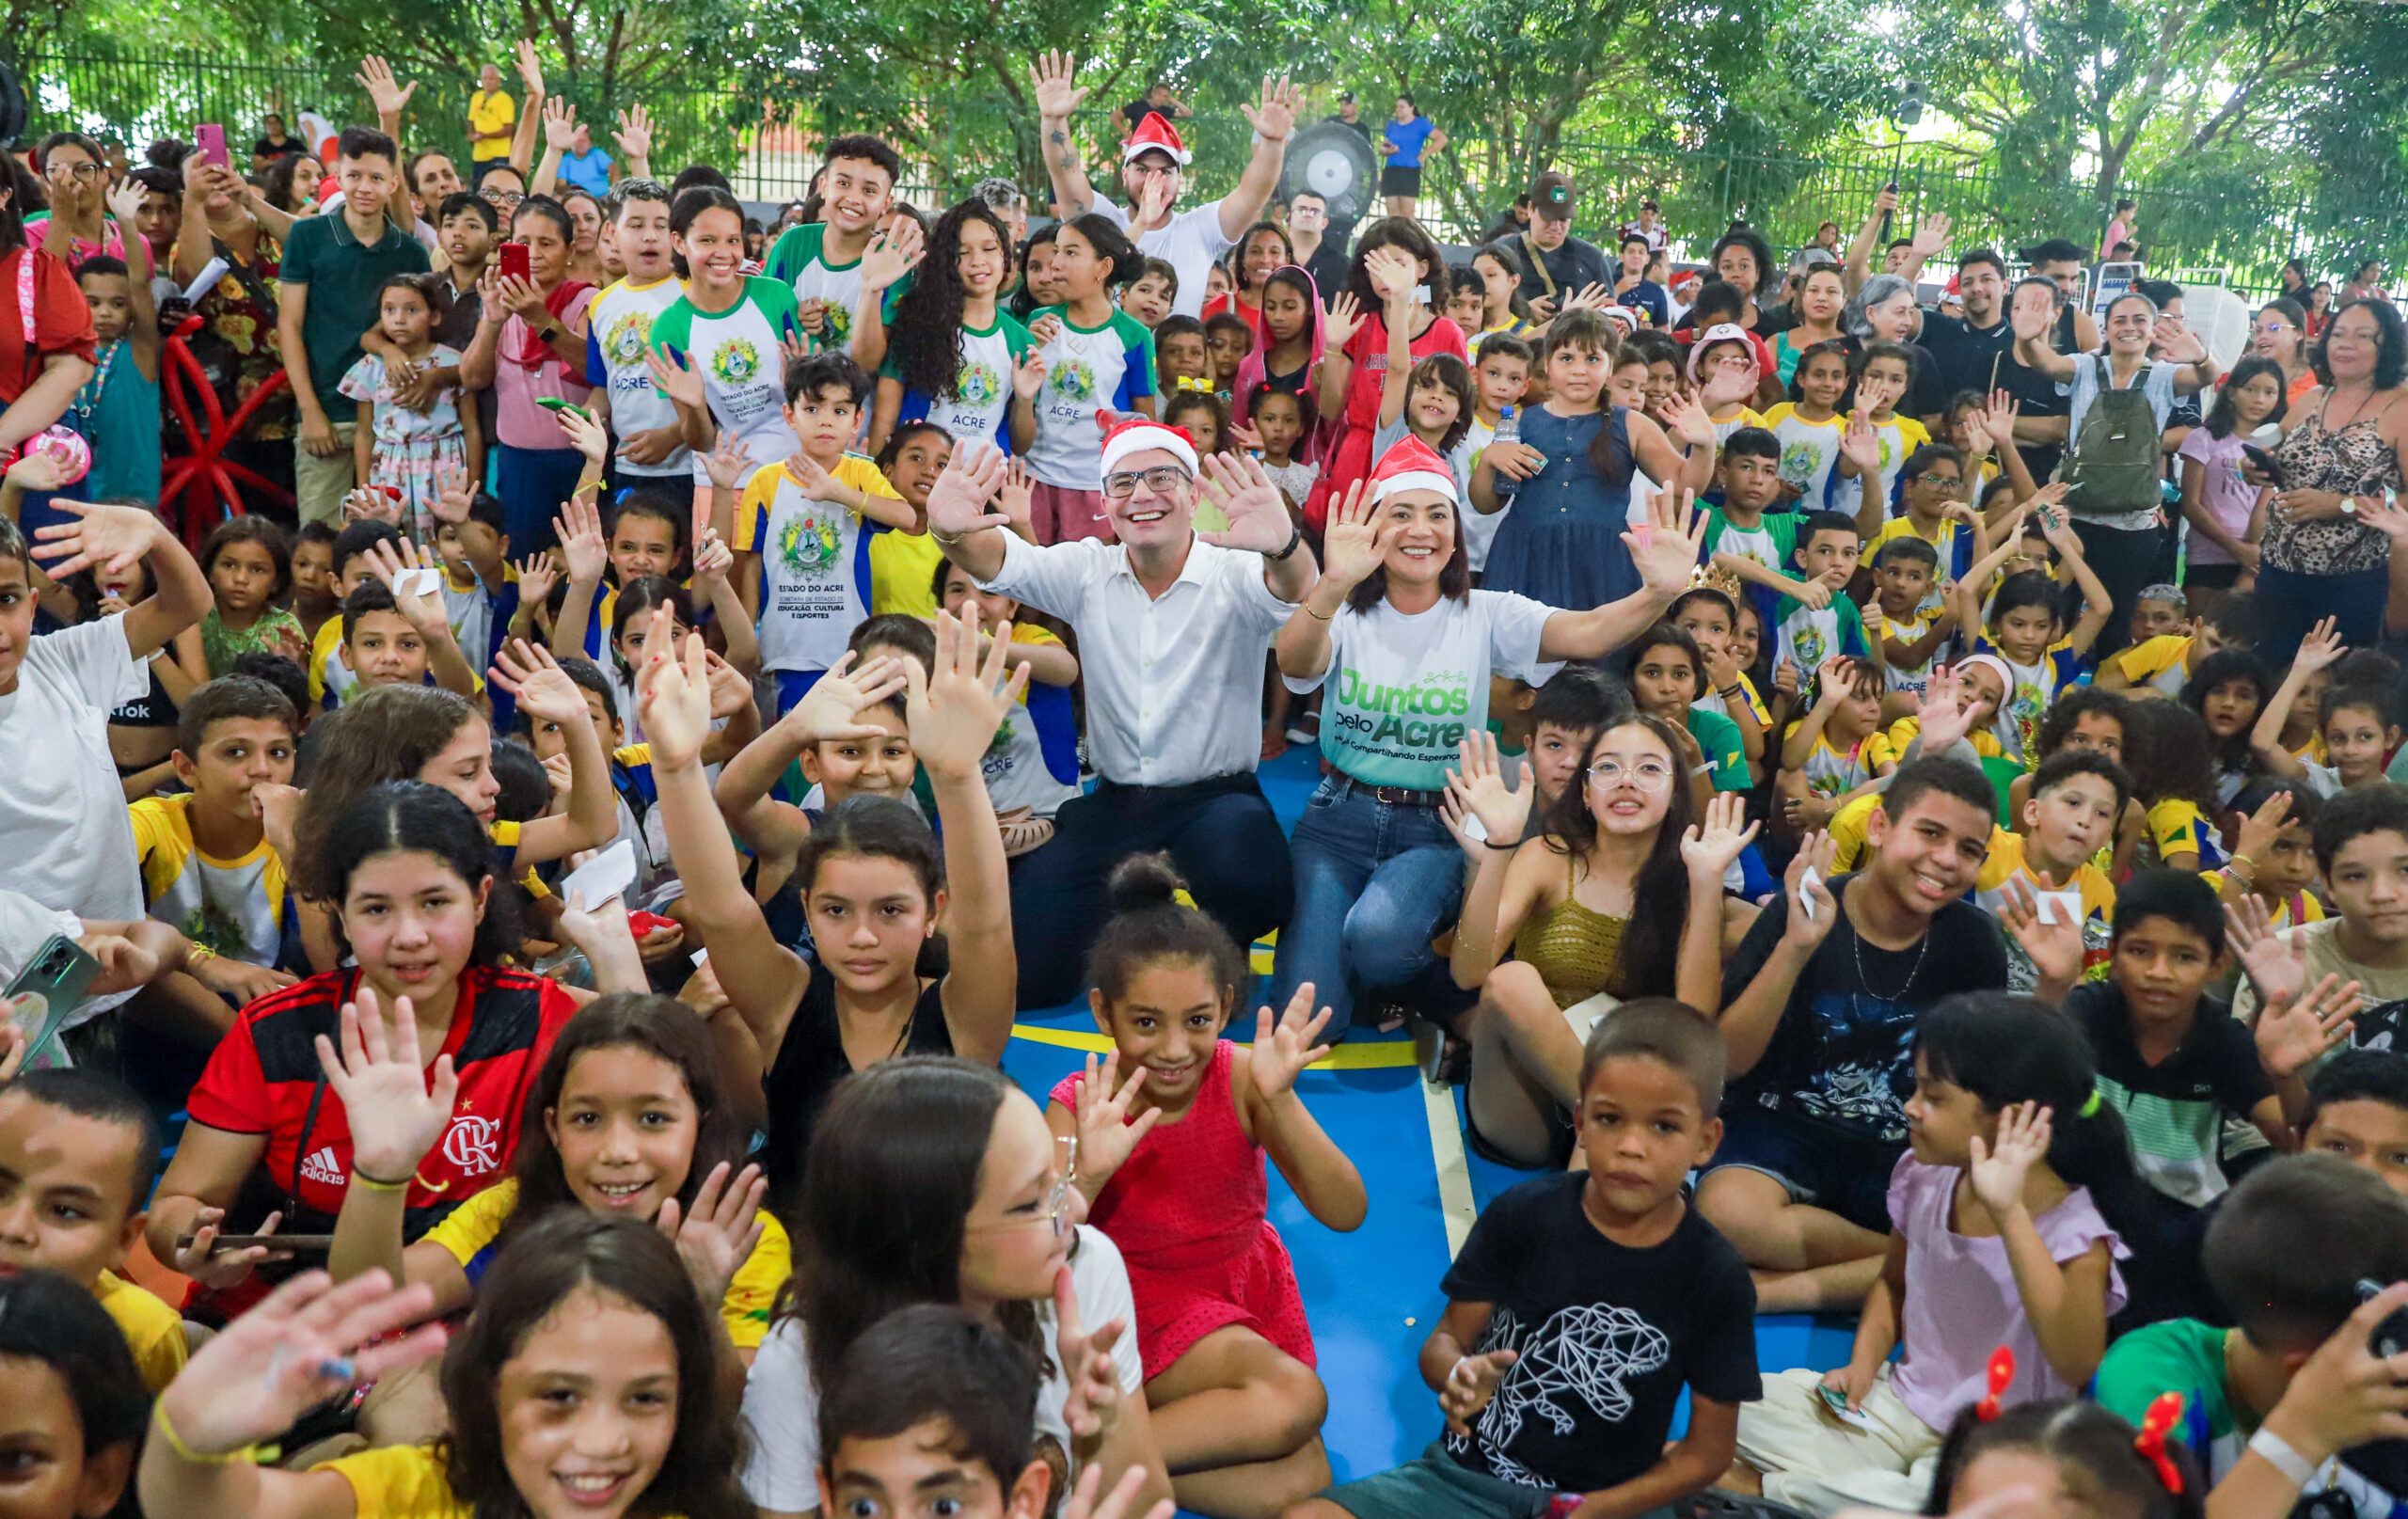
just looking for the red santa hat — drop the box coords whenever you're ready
[1122,113,1192,166]
[1370,434,1457,504]
[1098,413,1199,478]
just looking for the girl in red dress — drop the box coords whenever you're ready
[1049,853,1368,1519]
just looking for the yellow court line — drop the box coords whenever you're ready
[1008,1022,1418,1069]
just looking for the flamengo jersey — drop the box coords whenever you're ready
[184,965,581,1232]
[129,793,287,967]
[737,456,900,673]
[584,275,690,479]
[648,277,802,478]
[1022,305,1156,490]
[885,313,1034,453]
[763,222,872,351]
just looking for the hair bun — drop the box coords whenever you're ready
[1103,852,1188,914]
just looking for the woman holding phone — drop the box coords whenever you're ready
[460,194,596,552]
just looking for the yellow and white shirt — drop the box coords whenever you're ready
[128,794,285,966]
[1975,828,2115,989]
[737,456,904,674]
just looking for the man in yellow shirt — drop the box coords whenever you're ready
[467,63,515,170]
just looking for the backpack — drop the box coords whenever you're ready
[2058,356,2163,520]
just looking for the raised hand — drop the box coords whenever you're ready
[1915,664,1980,752]
[634,615,714,769]
[512,552,559,609]
[557,403,610,467]
[655,1160,767,1305]
[1197,451,1302,554]
[1655,389,1717,450]
[1322,291,1366,349]
[2358,488,2408,547]
[610,103,654,163]
[1840,411,1883,477]
[551,493,610,585]
[861,217,926,294]
[699,430,752,491]
[1071,1052,1164,1197]
[1238,72,1300,142]
[515,37,545,95]
[998,458,1035,535]
[1998,877,2085,994]
[541,94,578,151]
[104,176,146,231]
[1251,983,1335,1100]
[27,500,168,582]
[1028,49,1091,119]
[315,986,454,1185]
[1010,345,1048,402]
[1315,480,1386,592]
[1968,1100,2052,1218]
[787,648,909,745]
[2257,972,2362,1080]
[151,1269,446,1458]
[1439,1348,1519,1437]
[1624,485,1709,595]
[1814,655,1856,708]
[2227,893,2309,1015]
[691,530,736,591]
[703,647,754,720]
[925,439,1013,537]
[1979,389,2020,452]
[1442,731,1534,858]
[1774,656,1801,698]
[2232,788,2294,874]
[1782,831,1841,947]
[1909,211,1953,260]
[362,537,449,636]
[1364,246,1420,307]
[489,638,588,726]
[908,606,1029,782]
[645,343,706,409]
[355,55,419,118]
[1683,789,1761,884]
[1054,1263,1131,1443]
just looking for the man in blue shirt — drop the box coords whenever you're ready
[1379,94,1445,220]
[1612,229,1671,328]
[558,122,613,195]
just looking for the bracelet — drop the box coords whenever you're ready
[2247,1427,2319,1489]
[151,1401,255,1467]
[186,942,217,962]
[930,528,971,546]
[1481,836,1519,851]
[2225,853,2258,882]
[1267,526,1306,562]
[352,1167,411,1193]
[1305,602,1335,622]
[1718,685,1745,701]
[569,479,602,498]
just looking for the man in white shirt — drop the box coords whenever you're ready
[926,421,1317,1008]
[1029,50,1299,320]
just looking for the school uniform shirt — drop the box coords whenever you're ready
[128,794,287,967]
[1760,403,1846,508]
[1689,705,1751,793]
[741,1225,1148,1509]
[868,530,944,618]
[1872,608,1937,697]
[94,1269,185,1391]
[1782,723,1872,799]
[582,274,691,481]
[603,742,676,908]
[1974,830,2115,991]
[2067,981,2271,1209]
[1282,589,1557,793]
[2147,798,2227,870]
[646,277,804,475]
[1022,304,1157,490]
[2233,918,2408,1052]
[1771,593,1867,706]
[439,562,516,676]
[880,310,1035,452]
[1973,636,2084,763]
[979,530,1295,786]
[1694,673,1771,728]
[185,966,580,1233]
[308,614,358,710]
[426,1177,789,1349]
[2109,633,2196,698]
[1437,1174,1762,1495]
[0,615,146,1025]
[2201,870,2325,930]
[1828,414,1933,523]
[1701,507,1797,636]
[1861,717,2004,781]
[982,626,1084,819]
[1089,198,1237,321]
[1867,515,1975,619]
[1708,404,1767,446]
[737,456,903,674]
[762,222,889,350]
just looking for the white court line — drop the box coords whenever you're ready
[1421,1071,1476,1259]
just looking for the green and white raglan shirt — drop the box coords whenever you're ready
[583,275,692,482]
[880,312,1035,453]
[763,222,906,353]
[1022,305,1158,491]
[648,277,802,476]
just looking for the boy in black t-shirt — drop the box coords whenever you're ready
[1301,1001,1761,1519]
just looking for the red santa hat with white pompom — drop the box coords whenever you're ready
[1370,434,1458,504]
[1097,413,1199,478]
[1122,113,1193,166]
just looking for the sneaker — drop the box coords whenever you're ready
[1285,725,1314,745]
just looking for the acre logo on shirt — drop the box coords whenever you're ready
[603,310,653,367]
[956,359,1003,407]
[711,336,763,387]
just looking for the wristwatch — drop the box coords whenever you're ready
[2341,495,2360,515]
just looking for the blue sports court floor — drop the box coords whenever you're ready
[999,740,1860,1495]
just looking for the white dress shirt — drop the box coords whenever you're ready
[979,532,1294,786]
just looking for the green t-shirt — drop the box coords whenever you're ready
[1702,508,1797,580]
[278,213,432,410]
[1687,705,1751,793]
[763,222,911,352]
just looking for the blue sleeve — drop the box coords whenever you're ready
[584,322,609,388]
[1116,341,1154,410]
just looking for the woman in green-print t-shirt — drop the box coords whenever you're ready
[647,189,805,472]
[870,199,1039,458]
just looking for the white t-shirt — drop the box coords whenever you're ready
[0,618,147,1025]
[738,1225,1146,1512]
[583,275,692,480]
[648,277,804,481]
[1284,590,1556,792]
[1091,198,1236,320]
[2066,356,2183,445]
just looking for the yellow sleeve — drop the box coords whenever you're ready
[1830,792,1881,871]
[309,617,344,704]
[838,452,905,500]
[321,1444,470,1517]
[487,819,522,848]
[2110,634,2179,683]
[2295,893,2329,925]
[1762,403,1794,426]
[612,743,654,767]
[1738,672,1770,724]
[94,1272,187,1393]
[2150,799,2202,858]
[420,1179,518,1268]
[737,464,784,553]
[1010,625,1064,648]
[1974,828,2021,893]
[1898,417,1931,451]
[723,1212,794,1350]
[1861,731,1899,770]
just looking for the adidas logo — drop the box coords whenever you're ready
[299,1147,346,1186]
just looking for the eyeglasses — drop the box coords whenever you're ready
[47,161,104,183]
[482,188,524,209]
[1102,466,1192,498]
[969,1134,1078,1239]
[1586,758,1673,790]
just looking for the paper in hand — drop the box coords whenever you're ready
[392,566,442,600]
[560,839,637,910]
[1798,864,1824,921]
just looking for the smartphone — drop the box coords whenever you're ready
[2241,443,2288,488]
[4,935,100,1068]
[535,397,592,422]
[196,123,229,170]
[499,241,531,281]
[175,1233,334,1254]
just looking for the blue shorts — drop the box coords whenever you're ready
[1703,1105,1902,1235]
[773,668,824,715]
[1320,1446,1555,1519]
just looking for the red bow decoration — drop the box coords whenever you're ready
[2134,1391,2186,1494]
[1974,1346,2014,1421]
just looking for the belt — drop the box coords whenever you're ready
[1335,775,1446,809]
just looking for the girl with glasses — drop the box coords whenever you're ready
[28,133,126,263]
[1442,711,1759,1168]
[742,1056,1176,1519]
[2249,296,2319,406]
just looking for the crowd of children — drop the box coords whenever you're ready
[15,46,2408,1519]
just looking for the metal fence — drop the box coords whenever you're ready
[24,47,2405,293]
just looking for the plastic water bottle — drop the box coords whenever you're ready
[1492,404,1521,498]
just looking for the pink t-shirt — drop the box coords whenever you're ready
[1887,1154,2126,1432]
[492,286,598,451]
[2177,430,2258,566]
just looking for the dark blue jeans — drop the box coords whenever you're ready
[2070,516,2166,658]
[2255,561,2390,672]
[1267,777,1464,1038]
[496,442,586,555]
[1009,773,1293,1010]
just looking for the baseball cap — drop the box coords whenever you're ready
[1530,171,1576,221]
[1338,90,1355,103]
